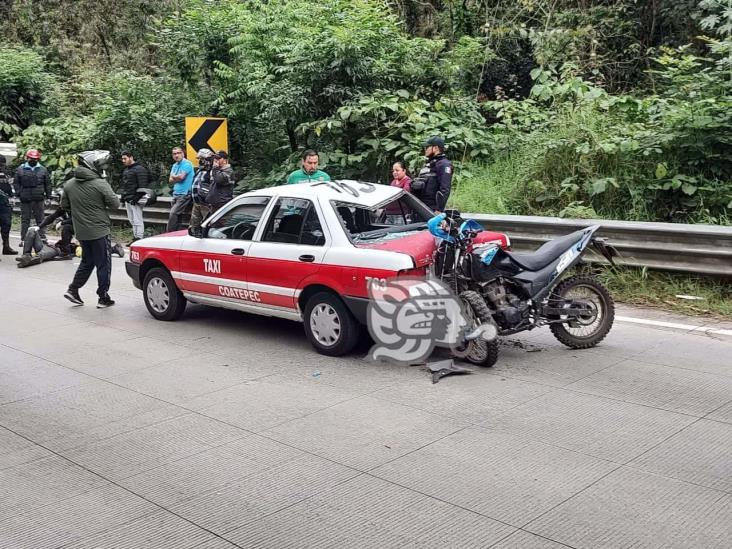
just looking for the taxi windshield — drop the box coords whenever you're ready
[333,192,434,243]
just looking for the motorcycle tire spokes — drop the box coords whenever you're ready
[451,291,499,367]
[549,275,614,349]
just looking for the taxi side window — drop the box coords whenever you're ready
[207,197,270,240]
[262,198,325,246]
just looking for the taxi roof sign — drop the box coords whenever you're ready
[185,117,228,166]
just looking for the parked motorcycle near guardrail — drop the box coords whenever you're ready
[430,211,619,367]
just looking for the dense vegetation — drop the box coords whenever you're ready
[1,0,730,224]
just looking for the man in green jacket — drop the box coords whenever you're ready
[286,149,331,184]
[61,150,120,308]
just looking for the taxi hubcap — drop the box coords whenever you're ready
[147,277,170,313]
[310,303,341,347]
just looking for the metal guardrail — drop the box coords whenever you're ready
[13,197,731,276]
[466,213,732,276]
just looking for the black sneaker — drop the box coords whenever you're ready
[112,243,125,258]
[97,294,115,308]
[64,288,84,305]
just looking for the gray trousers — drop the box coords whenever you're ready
[125,202,145,239]
[166,194,191,232]
[22,227,57,262]
[20,201,45,241]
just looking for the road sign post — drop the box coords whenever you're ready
[185,117,228,166]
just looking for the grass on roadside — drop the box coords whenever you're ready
[589,265,732,319]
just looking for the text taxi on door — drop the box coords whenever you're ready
[126,180,509,356]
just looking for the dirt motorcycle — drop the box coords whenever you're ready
[430,211,618,367]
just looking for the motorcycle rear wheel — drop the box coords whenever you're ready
[549,275,614,349]
[452,290,499,367]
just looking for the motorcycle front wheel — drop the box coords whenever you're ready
[548,275,614,349]
[451,290,499,367]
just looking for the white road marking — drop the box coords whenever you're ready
[617,315,732,337]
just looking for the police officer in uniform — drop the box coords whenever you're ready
[412,136,453,213]
[0,154,18,256]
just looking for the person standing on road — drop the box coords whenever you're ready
[14,149,52,242]
[0,154,18,256]
[62,150,120,308]
[189,148,215,236]
[286,150,330,184]
[120,151,149,244]
[412,136,453,213]
[166,147,194,233]
[208,150,234,213]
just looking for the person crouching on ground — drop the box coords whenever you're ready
[62,150,120,308]
[17,200,124,268]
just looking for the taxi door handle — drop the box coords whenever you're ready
[231,248,246,256]
[299,254,315,262]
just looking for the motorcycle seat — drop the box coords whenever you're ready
[507,229,585,271]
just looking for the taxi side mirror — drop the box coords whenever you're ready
[187,226,208,238]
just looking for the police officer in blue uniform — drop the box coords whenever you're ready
[0,154,18,256]
[413,136,453,213]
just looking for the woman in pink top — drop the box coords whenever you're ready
[384,161,413,224]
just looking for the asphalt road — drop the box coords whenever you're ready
[1,239,731,549]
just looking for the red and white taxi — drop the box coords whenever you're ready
[126,180,509,356]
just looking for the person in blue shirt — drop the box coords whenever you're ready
[166,146,194,232]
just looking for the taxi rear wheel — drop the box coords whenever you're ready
[143,267,186,321]
[303,292,359,356]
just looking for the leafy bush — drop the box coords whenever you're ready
[0,46,58,136]
[298,91,493,184]
[91,71,210,187]
[453,37,732,224]
[14,115,96,183]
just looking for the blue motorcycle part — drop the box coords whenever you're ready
[427,213,454,242]
[459,219,483,235]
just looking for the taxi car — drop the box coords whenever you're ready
[126,180,509,356]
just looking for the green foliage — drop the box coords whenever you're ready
[90,71,210,186]
[300,91,493,183]
[452,35,732,224]
[0,46,57,134]
[13,71,210,189]
[2,0,731,225]
[211,0,451,168]
[4,0,175,72]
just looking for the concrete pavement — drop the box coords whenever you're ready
[0,240,730,548]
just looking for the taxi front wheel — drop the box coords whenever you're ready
[303,292,359,356]
[143,267,187,321]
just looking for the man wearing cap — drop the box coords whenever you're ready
[415,136,453,213]
[208,151,235,212]
[14,149,52,241]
